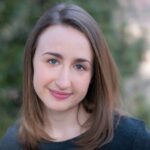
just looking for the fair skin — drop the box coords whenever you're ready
[33,25,93,141]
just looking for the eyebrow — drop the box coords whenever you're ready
[43,52,63,59]
[42,51,92,65]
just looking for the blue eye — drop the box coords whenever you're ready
[75,64,86,71]
[48,58,59,65]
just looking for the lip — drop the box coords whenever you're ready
[49,89,73,100]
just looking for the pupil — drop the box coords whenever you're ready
[52,59,56,64]
[77,64,82,69]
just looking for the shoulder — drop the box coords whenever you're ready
[111,115,150,150]
[116,115,146,135]
[0,122,23,150]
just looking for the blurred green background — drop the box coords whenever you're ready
[0,0,150,139]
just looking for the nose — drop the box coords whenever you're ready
[55,67,71,90]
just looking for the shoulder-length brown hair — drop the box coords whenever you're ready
[19,3,120,150]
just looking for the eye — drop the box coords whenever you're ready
[75,64,86,71]
[48,58,59,65]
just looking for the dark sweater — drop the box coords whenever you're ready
[0,116,150,150]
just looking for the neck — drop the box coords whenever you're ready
[44,105,90,141]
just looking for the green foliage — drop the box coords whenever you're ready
[0,0,148,139]
[0,0,144,89]
[0,95,20,139]
[125,94,150,129]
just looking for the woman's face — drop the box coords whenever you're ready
[33,25,93,113]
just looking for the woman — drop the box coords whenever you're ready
[0,3,150,150]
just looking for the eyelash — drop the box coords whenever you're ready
[47,59,87,71]
[48,58,59,65]
[74,64,87,71]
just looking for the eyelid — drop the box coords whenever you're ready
[48,58,59,65]
[75,63,87,71]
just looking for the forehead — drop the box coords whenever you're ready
[36,25,93,60]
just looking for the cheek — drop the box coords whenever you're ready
[33,69,42,94]
[33,63,57,89]
[33,72,41,88]
[33,64,49,89]
[74,74,92,95]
